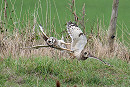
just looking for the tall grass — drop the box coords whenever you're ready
[0,0,129,62]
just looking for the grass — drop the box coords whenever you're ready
[0,0,129,87]
[1,0,130,27]
[1,0,130,32]
[0,56,129,87]
[0,0,129,46]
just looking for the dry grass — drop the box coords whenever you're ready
[0,29,69,59]
[86,25,129,62]
[0,0,129,63]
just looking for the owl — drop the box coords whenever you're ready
[66,21,112,66]
[23,25,71,51]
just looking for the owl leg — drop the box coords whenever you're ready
[60,41,71,45]
[70,54,76,59]
[67,50,75,59]
[55,46,72,52]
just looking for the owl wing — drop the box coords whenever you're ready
[22,44,71,51]
[39,24,49,41]
[66,21,87,53]
[22,45,49,49]
[22,25,71,51]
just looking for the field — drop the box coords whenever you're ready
[0,0,130,87]
[0,57,130,87]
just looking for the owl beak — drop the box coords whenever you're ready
[65,21,73,26]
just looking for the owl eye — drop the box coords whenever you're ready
[84,52,88,55]
[48,41,51,43]
[52,38,56,43]
[51,38,53,42]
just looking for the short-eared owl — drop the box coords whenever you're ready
[66,21,111,66]
[23,25,71,51]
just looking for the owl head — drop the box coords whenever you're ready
[80,51,96,60]
[66,21,78,28]
[47,37,56,46]
[80,51,90,60]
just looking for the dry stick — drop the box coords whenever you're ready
[18,0,23,29]
[3,0,8,35]
[53,0,62,31]
[73,0,78,22]
[108,0,119,52]
[48,0,51,37]
[102,15,105,28]
[4,0,7,21]
[121,23,124,44]
[97,18,100,38]
[0,0,4,32]
[5,0,15,27]
[45,0,48,30]
[10,0,19,32]
[49,0,51,32]
[38,0,44,27]
[82,3,86,34]
[36,1,41,25]
[67,0,78,22]
[117,23,130,41]
[33,14,36,35]
[67,3,73,12]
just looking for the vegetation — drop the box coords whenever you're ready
[0,0,129,87]
[0,56,129,87]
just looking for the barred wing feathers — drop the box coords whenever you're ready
[39,24,48,41]
[66,21,87,54]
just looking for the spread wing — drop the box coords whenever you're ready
[39,24,48,41]
[22,24,71,51]
[66,21,87,53]
[22,45,49,49]
[22,44,71,51]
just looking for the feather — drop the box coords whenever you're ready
[39,24,48,41]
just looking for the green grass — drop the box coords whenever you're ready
[1,0,130,31]
[0,56,129,87]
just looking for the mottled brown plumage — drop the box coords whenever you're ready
[66,21,112,66]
